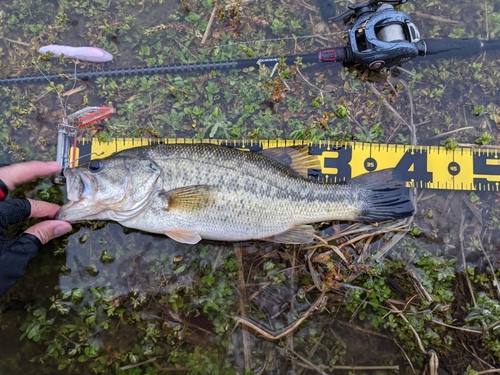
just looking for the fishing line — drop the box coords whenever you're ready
[33,60,79,118]
[196,31,347,52]
[68,151,104,168]
[63,61,79,115]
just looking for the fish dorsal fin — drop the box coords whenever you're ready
[164,229,202,244]
[259,147,321,178]
[262,224,315,244]
[159,185,216,212]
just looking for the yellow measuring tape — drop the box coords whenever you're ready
[70,138,500,191]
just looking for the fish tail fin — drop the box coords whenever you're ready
[352,170,414,222]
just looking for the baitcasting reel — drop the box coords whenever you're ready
[321,0,420,69]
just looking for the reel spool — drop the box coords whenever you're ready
[376,23,407,42]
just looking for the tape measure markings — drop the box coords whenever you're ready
[68,138,500,191]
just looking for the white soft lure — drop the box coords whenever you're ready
[38,45,113,63]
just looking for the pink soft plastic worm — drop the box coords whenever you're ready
[38,45,113,63]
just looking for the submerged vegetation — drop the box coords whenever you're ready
[0,0,500,374]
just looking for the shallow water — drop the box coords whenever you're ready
[1,0,500,374]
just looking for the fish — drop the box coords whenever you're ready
[38,45,113,63]
[56,144,414,244]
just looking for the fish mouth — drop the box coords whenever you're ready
[65,169,94,202]
[56,169,102,221]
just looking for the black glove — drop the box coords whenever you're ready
[0,199,43,296]
[0,161,72,297]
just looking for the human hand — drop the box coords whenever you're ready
[0,161,72,296]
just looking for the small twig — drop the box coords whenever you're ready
[307,248,325,291]
[233,291,326,340]
[295,361,400,372]
[119,357,161,371]
[477,369,500,374]
[312,234,347,262]
[152,362,188,372]
[0,35,29,46]
[336,319,393,340]
[456,143,500,149]
[225,0,254,9]
[412,11,463,25]
[296,68,331,94]
[328,365,400,371]
[485,1,490,40]
[460,340,493,370]
[370,230,410,263]
[431,126,474,139]
[296,0,317,12]
[338,225,408,252]
[201,0,218,45]
[393,338,416,374]
[347,112,366,139]
[368,83,410,128]
[459,207,477,307]
[289,348,330,375]
[428,350,439,375]
[430,318,483,334]
[320,223,369,242]
[61,85,87,97]
[55,330,80,347]
[486,319,500,332]
[308,223,409,260]
[476,235,500,299]
[174,38,199,62]
[234,243,254,371]
[398,79,416,144]
[292,34,298,55]
[299,332,324,375]
[405,265,434,303]
[394,65,415,76]
[386,301,427,355]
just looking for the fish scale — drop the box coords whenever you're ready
[57,143,414,244]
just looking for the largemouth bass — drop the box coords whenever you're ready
[56,144,414,244]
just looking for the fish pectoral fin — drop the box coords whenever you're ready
[159,185,216,212]
[259,147,321,178]
[164,229,202,244]
[262,225,315,244]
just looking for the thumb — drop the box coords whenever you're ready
[24,220,72,245]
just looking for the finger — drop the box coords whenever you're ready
[27,199,62,219]
[24,220,72,245]
[0,161,61,190]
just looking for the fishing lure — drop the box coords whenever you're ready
[39,45,113,63]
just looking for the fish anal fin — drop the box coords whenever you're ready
[159,185,216,212]
[262,224,315,244]
[259,147,321,178]
[164,229,202,244]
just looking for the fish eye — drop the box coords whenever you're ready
[88,160,104,173]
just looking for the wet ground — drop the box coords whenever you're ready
[1,0,500,374]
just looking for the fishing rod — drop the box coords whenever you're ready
[0,0,499,85]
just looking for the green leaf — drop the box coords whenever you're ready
[27,323,40,339]
[174,265,186,275]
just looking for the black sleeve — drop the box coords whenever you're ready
[0,199,42,296]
